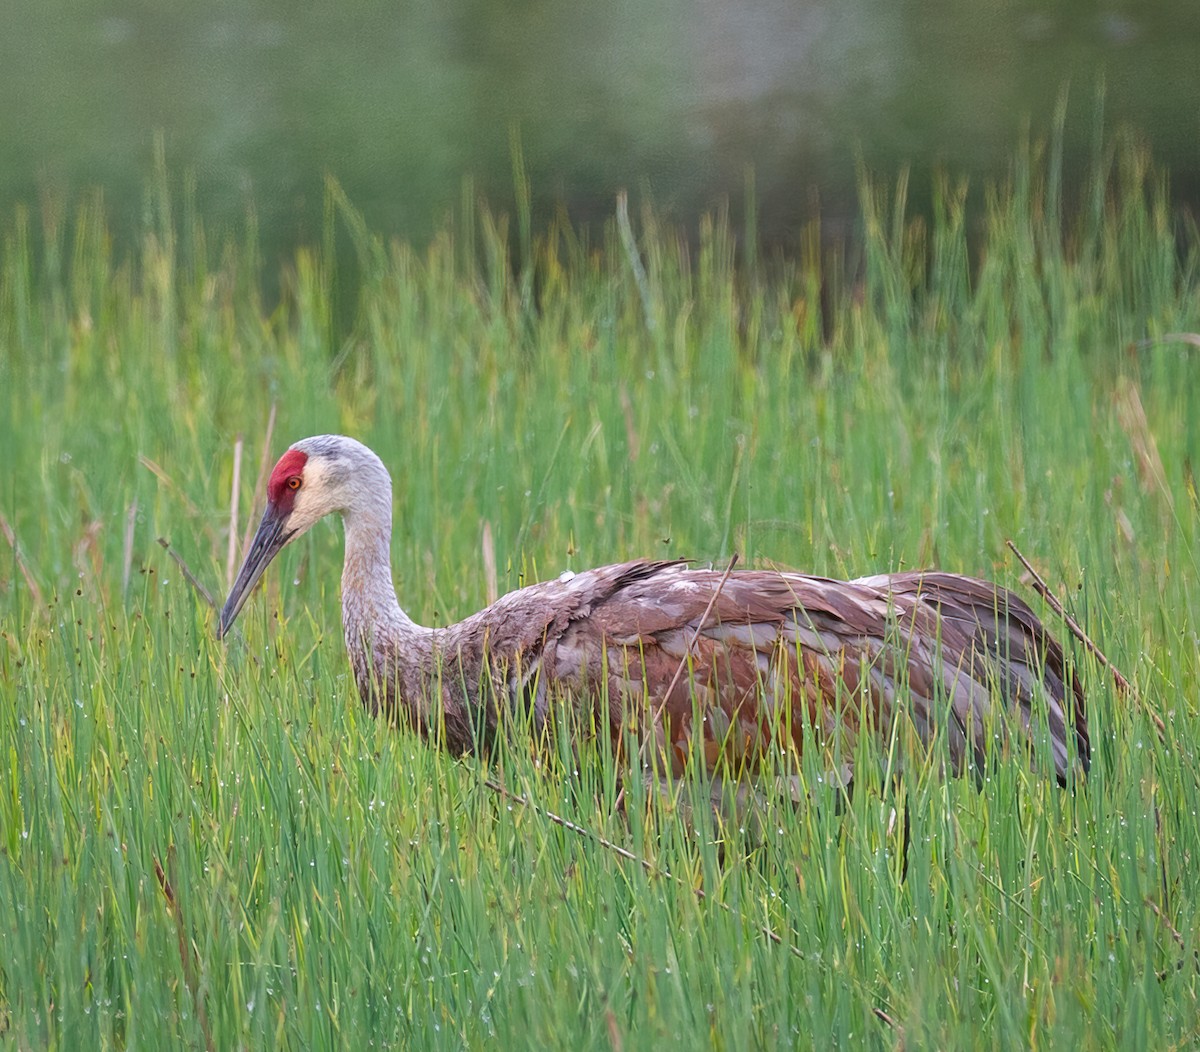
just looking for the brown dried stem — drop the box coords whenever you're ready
[614,553,740,812]
[157,537,217,611]
[482,775,900,1032]
[1005,539,1164,737]
[240,405,277,560]
[226,435,244,591]
[0,513,45,610]
[154,848,215,1052]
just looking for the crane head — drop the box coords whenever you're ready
[218,435,388,639]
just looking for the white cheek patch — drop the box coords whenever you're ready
[299,457,331,492]
[289,458,337,529]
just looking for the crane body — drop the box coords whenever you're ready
[219,435,1090,790]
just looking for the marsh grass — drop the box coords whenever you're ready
[1,133,1199,1048]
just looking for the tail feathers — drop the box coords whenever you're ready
[887,571,1090,784]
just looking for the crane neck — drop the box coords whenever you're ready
[339,496,486,747]
[339,495,428,654]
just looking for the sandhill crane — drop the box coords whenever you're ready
[218,435,1089,796]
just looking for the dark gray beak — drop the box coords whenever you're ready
[218,507,295,639]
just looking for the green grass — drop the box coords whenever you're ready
[2,134,1199,1049]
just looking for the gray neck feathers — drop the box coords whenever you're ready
[339,484,436,714]
[331,449,485,750]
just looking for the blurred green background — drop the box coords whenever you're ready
[4,0,1199,263]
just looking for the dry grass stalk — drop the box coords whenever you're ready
[1114,375,1174,511]
[154,848,216,1052]
[1006,539,1165,738]
[240,404,277,560]
[613,553,740,812]
[226,435,244,591]
[0,513,44,610]
[481,519,498,606]
[157,537,217,610]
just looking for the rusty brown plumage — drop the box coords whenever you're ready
[219,436,1090,794]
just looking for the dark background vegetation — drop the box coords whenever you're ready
[4,0,1199,265]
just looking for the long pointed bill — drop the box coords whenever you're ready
[218,507,295,638]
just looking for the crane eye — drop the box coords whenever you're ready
[287,476,302,491]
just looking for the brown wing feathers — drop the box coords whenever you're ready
[518,561,1087,786]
